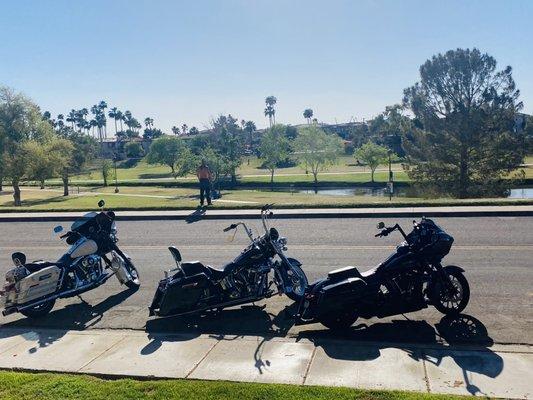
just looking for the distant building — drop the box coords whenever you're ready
[101,136,151,159]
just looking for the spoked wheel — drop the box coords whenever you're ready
[320,310,358,331]
[285,264,308,302]
[431,268,470,315]
[20,299,56,318]
[125,261,140,290]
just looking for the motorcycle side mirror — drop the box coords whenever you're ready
[53,225,64,234]
[98,199,105,208]
[377,222,385,229]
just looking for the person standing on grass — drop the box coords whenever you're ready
[197,160,213,206]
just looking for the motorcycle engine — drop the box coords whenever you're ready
[79,255,101,283]
[220,268,256,299]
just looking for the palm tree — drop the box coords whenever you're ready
[56,114,65,129]
[181,123,188,135]
[264,96,277,127]
[116,110,124,132]
[98,101,108,138]
[244,120,256,149]
[144,117,154,130]
[90,118,97,137]
[66,109,77,129]
[123,110,133,136]
[303,108,313,124]
[108,107,119,135]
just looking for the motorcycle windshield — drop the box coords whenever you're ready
[71,212,98,231]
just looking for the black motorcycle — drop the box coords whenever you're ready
[149,205,308,318]
[295,217,470,330]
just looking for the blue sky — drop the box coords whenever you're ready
[1,0,531,132]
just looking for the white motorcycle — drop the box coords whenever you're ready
[1,200,140,318]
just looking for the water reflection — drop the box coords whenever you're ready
[287,187,533,198]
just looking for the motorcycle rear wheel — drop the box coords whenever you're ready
[320,311,358,331]
[20,299,55,318]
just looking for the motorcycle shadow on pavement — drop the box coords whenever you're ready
[142,302,299,355]
[0,287,138,352]
[297,314,503,396]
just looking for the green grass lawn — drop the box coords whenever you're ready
[0,185,531,211]
[0,371,464,400]
[45,155,533,187]
[63,156,405,184]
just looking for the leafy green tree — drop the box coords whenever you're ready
[102,159,112,187]
[143,128,163,140]
[0,86,54,205]
[354,142,390,182]
[243,120,256,149]
[303,108,313,124]
[403,48,525,197]
[147,136,194,178]
[189,126,200,135]
[259,125,291,184]
[2,143,31,205]
[24,141,56,189]
[294,125,343,184]
[212,114,244,184]
[61,131,98,196]
[369,104,411,156]
[125,141,144,158]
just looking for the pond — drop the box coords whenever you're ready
[286,187,533,199]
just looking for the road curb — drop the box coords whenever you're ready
[0,207,533,222]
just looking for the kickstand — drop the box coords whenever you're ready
[77,295,90,306]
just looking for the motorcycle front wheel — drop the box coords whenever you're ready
[431,268,470,315]
[285,264,308,302]
[125,260,140,290]
[20,299,56,318]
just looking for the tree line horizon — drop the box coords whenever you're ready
[0,47,531,206]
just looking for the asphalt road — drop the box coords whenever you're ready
[0,216,532,346]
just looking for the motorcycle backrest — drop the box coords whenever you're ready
[11,252,26,267]
[168,246,182,264]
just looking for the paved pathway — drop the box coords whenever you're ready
[0,327,530,398]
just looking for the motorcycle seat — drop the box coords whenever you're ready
[328,266,362,281]
[180,261,226,280]
[328,266,376,281]
[24,261,62,273]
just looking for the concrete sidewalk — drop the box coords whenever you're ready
[0,328,530,398]
[1,205,533,222]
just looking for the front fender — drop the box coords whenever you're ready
[286,257,302,268]
[444,265,465,274]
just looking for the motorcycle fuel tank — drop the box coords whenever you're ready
[69,238,98,259]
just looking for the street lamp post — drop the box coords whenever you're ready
[388,150,393,201]
[113,154,119,193]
